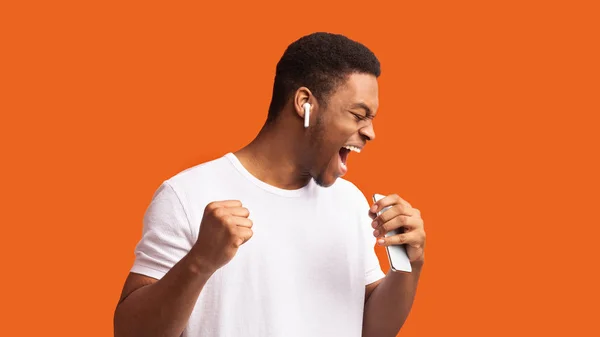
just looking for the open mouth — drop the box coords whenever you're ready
[338,145,362,174]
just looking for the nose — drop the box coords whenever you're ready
[360,122,376,141]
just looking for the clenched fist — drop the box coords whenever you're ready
[190,200,253,274]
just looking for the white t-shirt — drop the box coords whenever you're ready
[131,152,385,337]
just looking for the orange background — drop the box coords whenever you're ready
[1,0,599,336]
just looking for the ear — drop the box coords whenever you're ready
[293,87,314,122]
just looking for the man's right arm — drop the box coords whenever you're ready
[114,251,213,337]
[114,195,254,337]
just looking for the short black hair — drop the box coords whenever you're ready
[266,32,381,123]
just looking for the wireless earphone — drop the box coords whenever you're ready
[303,102,311,128]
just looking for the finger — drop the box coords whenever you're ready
[225,207,250,218]
[376,214,424,235]
[222,214,253,228]
[217,200,244,208]
[376,231,421,247]
[207,200,243,211]
[236,227,254,246]
[234,217,253,228]
[372,215,412,237]
[371,205,408,229]
[399,198,412,208]
[371,194,411,214]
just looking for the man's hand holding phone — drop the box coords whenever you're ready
[370,194,426,267]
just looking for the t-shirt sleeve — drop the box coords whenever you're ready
[358,194,386,285]
[130,181,195,280]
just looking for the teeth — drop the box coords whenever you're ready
[343,145,361,153]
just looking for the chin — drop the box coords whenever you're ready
[314,174,337,188]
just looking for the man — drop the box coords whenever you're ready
[114,32,426,337]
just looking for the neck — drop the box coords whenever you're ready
[234,118,311,190]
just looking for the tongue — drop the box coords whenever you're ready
[339,148,349,164]
[338,148,349,175]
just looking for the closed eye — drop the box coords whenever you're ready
[349,111,372,122]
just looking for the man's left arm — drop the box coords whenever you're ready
[362,194,426,337]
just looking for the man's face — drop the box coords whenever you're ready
[306,72,379,187]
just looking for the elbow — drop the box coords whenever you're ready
[113,303,132,337]
[113,305,123,337]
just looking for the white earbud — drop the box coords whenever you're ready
[303,102,311,128]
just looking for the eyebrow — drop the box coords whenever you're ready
[350,102,375,117]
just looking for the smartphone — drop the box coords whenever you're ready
[372,194,412,272]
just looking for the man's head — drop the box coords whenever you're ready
[267,32,381,187]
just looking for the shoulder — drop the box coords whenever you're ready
[169,153,230,182]
[163,153,235,194]
[141,154,235,235]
